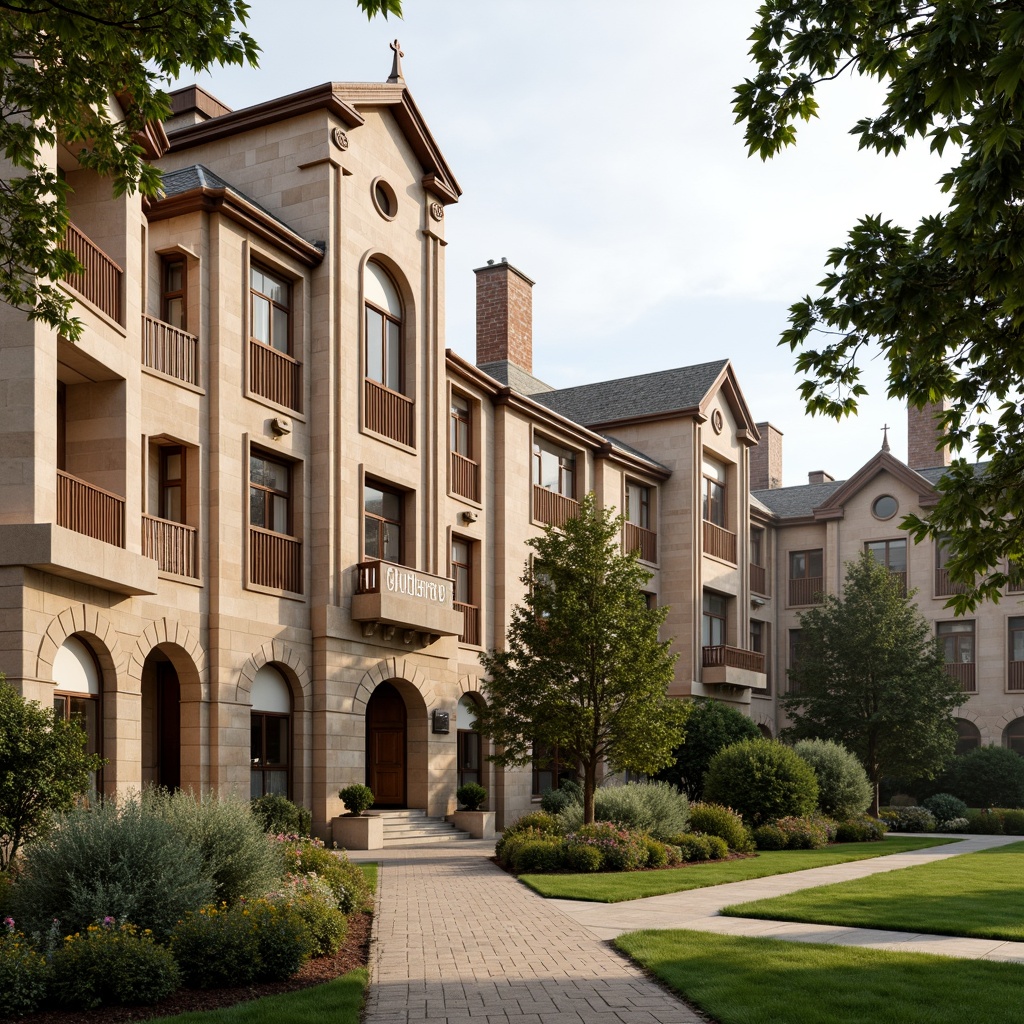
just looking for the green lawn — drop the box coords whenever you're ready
[616,930,1024,1024]
[357,861,378,893]
[152,969,368,1024]
[723,840,1024,940]
[518,836,954,902]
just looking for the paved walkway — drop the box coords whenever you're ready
[350,833,1024,1024]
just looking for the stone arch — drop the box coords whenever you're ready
[999,708,1024,750]
[353,657,436,716]
[236,641,311,713]
[458,672,486,702]
[128,618,206,700]
[751,709,774,738]
[36,604,125,684]
[952,707,990,746]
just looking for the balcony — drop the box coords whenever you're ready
[702,645,767,689]
[142,514,198,578]
[352,560,463,641]
[62,223,122,324]
[450,451,480,502]
[249,526,302,593]
[365,378,413,446]
[533,485,578,529]
[750,562,767,596]
[1009,662,1024,692]
[57,470,125,547]
[935,567,969,597]
[250,340,302,412]
[142,315,199,387]
[625,522,657,563]
[888,570,908,597]
[455,601,480,645]
[789,576,824,606]
[944,662,976,693]
[703,520,736,563]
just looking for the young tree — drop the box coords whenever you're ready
[0,0,400,342]
[0,677,103,869]
[476,494,686,825]
[734,2,1024,610]
[782,553,964,814]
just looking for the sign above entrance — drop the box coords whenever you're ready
[351,559,464,642]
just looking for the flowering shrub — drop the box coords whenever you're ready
[936,817,970,833]
[171,899,309,988]
[834,815,888,842]
[277,837,371,914]
[880,807,937,833]
[687,803,754,852]
[0,917,49,1016]
[921,793,968,823]
[564,823,648,872]
[48,917,179,1010]
[267,873,347,956]
[555,783,690,841]
[771,815,832,849]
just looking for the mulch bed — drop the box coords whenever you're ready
[17,910,372,1024]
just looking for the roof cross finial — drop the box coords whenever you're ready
[388,39,405,84]
[881,423,891,452]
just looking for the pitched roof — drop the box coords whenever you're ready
[752,480,847,518]
[533,360,729,426]
[477,360,553,395]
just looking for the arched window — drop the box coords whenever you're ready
[955,718,981,756]
[53,636,101,792]
[250,665,291,798]
[1004,717,1024,756]
[364,262,402,392]
[457,694,481,788]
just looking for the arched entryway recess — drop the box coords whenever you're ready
[363,678,429,810]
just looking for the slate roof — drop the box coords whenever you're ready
[601,434,669,472]
[752,480,847,518]
[157,165,324,252]
[533,360,729,427]
[477,360,553,395]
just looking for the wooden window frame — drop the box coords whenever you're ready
[450,392,472,459]
[532,741,568,798]
[702,592,728,648]
[159,444,185,524]
[364,480,404,564]
[451,536,472,606]
[250,263,292,355]
[789,549,823,581]
[626,482,651,529]
[250,710,290,799]
[249,451,292,535]
[532,436,576,499]
[365,299,403,393]
[161,255,187,331]
[702,475,726,527]
[937,620,975,664]
[955,718,981,756]
[750,526,765,567]
[866,538,907,571]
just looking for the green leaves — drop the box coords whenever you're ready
[737,0,1024,610]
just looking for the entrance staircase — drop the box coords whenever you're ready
[377,809,474,847]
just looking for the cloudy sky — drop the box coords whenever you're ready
[178,1,955,486]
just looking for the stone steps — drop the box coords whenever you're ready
[375,808,474,847]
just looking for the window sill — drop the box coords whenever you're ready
[142,364,206,395]
[245,580,306,602]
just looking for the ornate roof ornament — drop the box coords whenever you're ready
[388,39,405,84]
[881,423,891,452]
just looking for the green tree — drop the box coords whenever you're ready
[476,494,686,825]
[782,553,964,814]
[0,678,103,870]
[655,698,760,801]
[735,1,1024,610]
[0,0,400,342]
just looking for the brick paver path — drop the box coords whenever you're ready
[359,842,705,1024]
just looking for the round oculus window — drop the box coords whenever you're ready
[372,178,397,221]
[872,494,898,520]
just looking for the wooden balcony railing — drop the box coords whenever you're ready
[455,601,480,645]
[702,645,765,673]
[249,526,301,593]
[702,520,737,563]
[142,514,198,578]
[625,522,657,563]
[944,661,976,693]
[935,567,970,597]
[56,470,125,547]
[142,315,199,386]
[888,570,908,597]
[365,378,413,446]
[533,485,578,529]
[789,576,824,606]
[750,562,767,596]
[1009,662,1024,692]
[250,340,302,412]
[450,451,479,502]
[62,223,122,323]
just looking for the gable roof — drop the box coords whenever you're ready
[811,450,939,518]
[752,480,847,519]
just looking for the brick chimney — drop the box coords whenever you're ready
[750,422,784,490]
[808,470,834,485]
[474,259,534,373]
[908,400,952,470]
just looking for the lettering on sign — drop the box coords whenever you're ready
[385,565,449,605]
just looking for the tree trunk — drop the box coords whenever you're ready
[870,777,880,818]
[583,761,597,825]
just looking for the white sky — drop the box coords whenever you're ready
[176,1,955,486]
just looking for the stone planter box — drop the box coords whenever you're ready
[331,812,383,850]
[447,809,496,839]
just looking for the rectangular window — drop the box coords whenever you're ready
[702,592,727,649]
[787,628,803,693]
[250,264,291,354]
[751,620,771,694]
[250,712,289,798]
[249,453,291,534]
[54,692,101,795]
[365,307,402,390]
[866,538,907,572]
[364,482,403,563]
[789,549,824,605]
[451,393,471,458]
[1009,617,1024,691]
[532,437,575,498]
[159,445,184,523]
[750,526,765,567]
[451,538,471,605]
[938,620,976,693]
[626,482,650,529]
[532,741,568,798]
[702,457,727,527]
[162,257,186,330]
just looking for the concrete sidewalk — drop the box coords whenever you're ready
[552,833,1024,962]
[350,833,1024,1023]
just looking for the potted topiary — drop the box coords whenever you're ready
[447,782,496,839]
[332,784,382,850]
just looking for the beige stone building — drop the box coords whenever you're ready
[1,60,1017,838]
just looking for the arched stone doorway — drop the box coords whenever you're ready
[366,681,407,807]
[141,650,181,790]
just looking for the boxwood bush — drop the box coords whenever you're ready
[793,739,872,819]
[251,793,312,836]
[921,793,968,823]
[687,802,753,852]
[937,746,1024,809]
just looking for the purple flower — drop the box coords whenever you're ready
[102,916,115,928]
[3,916,14,932]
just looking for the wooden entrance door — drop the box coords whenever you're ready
[156,661,181,791]
[366,682,406,807]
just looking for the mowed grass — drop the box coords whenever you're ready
[518,836,954,902]
[616,930,1024,1024]
[152,969,368,1024]
[723,840,1024,940]
[357,860,378,893]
